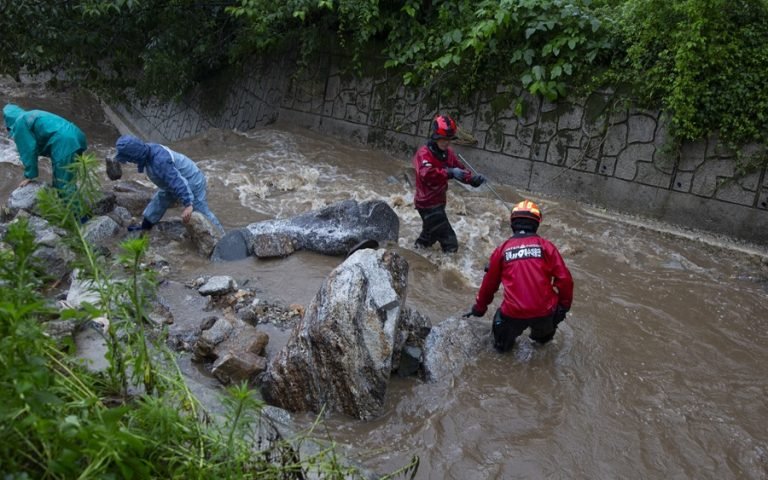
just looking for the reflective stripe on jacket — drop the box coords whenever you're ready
[115,135,199,207]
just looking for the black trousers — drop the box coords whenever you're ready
[491,309,557,352]
[415,205,458,253]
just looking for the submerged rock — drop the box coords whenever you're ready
[422,316,488,382]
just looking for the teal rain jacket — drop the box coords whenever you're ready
[3,104,87,192]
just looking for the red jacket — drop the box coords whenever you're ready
[412,144,470,209]
[474,233,573,319]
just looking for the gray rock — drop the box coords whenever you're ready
[244,199,399,258]
[105,156,123,181]
[82,216,120,245]
[198,275,236,296]
[392,306,432,377]
[194,317,235,359]
[109,206,133,226]
[92,191,117,216]
[7,183,45,216]
[422,316,487,382]
[44,319,78,342]
[251,232,297,258]
[185,211,224,258]
[261,248,408,420]
[212,352,267,384]
[211,228,253,261]
[112,180,153,216]
[17,213,66,246]
[397,345,423,378]
[32,243,75,281]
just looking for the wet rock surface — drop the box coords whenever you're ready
[261,248,409,420]
[212,199,399,261]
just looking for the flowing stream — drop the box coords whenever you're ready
[2,82,767,479]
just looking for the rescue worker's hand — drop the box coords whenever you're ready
[553,305,569,326]
[181,205,194,224]
[469,174,486,187]
[446,167,464,179]
[462,305,485,318]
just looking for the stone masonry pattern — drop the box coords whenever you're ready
[117,52,768,244]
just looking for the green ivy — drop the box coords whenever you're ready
[2,0,768,149]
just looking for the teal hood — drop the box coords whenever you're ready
[3,104,25,132]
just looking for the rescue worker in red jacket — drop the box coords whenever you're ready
[412,114,486,252]
[464,200,574,352]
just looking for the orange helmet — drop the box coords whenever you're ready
[430,114,457,140]
[510,200,542,225]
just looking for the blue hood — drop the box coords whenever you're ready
[115,135,150,173]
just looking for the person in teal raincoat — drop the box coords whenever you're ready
[2,104,87,197]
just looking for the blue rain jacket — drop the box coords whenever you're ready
[114,135,223,231]
[115,135,199,207]
[3,104,87,189]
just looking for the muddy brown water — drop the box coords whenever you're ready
[2,83,767,479]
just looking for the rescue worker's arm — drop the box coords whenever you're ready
[444,150,471,183]
[469,247,504,316]
[445,150,485,187]
[12,117,40,181]
[545,243,574,310]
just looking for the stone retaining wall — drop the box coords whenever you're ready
[110,53,768,245]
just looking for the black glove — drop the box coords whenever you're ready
[469,174,486,187]
[128,218,154,232]
[446,167,464,179]
[462,305,485,318]
[553,305,568,326]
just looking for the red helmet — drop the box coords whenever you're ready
[431,114,457,140]
[510,200,542,225]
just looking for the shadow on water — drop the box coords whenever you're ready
[3,81,768,479]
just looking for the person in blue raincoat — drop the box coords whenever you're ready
[114,135,224,233]
[2,104,87,197]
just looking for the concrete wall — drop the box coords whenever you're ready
[112,53,768,245]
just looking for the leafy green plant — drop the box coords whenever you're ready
[599,0,768,147]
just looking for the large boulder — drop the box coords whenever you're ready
[261,248,408,420]
[211,199,399,261]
